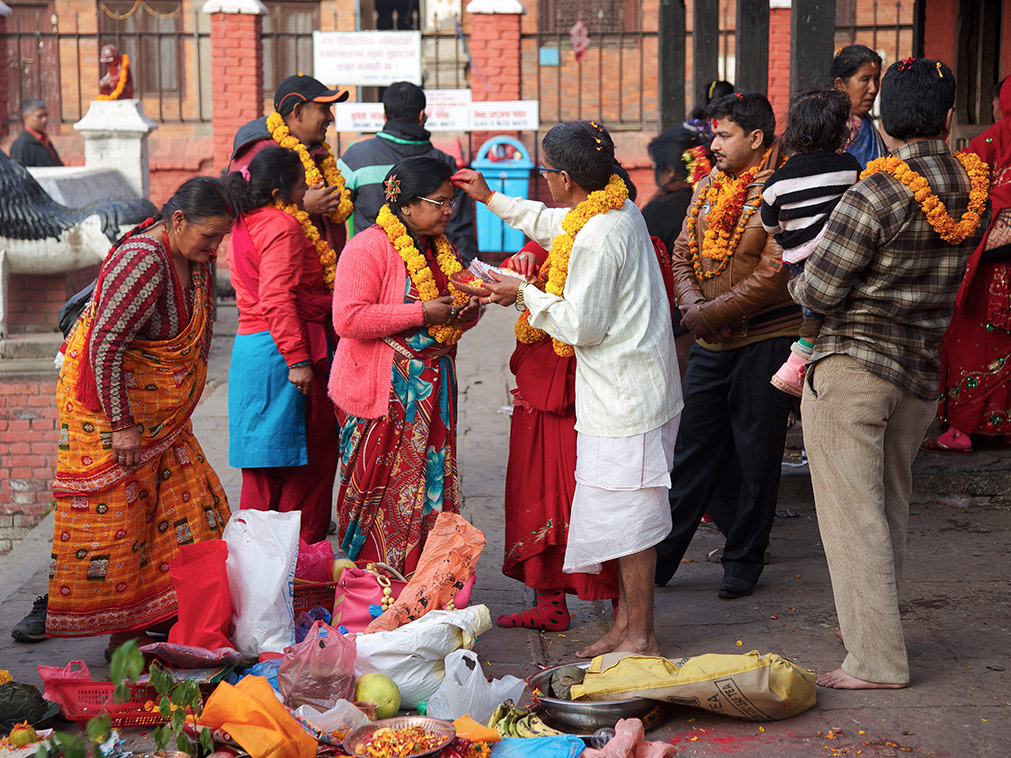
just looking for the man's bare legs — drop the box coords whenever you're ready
[576,548,660,658]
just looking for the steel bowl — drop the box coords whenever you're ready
[528,661,656,732]
[343,716,456,758]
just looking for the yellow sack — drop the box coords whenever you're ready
[199,676,318,758]
[569,651,816,721]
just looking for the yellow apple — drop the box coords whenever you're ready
[354,673,401,719]
[332,558,357,583]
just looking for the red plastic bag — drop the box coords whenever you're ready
[295,539,335,584]
[38,660,92,711]
[276,620,356,711]
[169,540,233,651]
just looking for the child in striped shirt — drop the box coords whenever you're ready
[762,89,862,396]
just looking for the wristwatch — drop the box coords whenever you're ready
[514,280,529,311]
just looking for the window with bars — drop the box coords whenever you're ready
[538,0,640,33]
[262,2,319,96]
[98,0,181,93]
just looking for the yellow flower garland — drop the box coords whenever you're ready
[515,173,629,357]
[274,200,338,293]
[860,151,989,244]
[96,54,129,101]
[376,204,469,345]
[266,111,353,225]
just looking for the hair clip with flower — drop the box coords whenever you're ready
[936,61,943,78]
[708,80,717,99]
[735,92,744,100]
[384,175,402,202]
[897,57,915,72]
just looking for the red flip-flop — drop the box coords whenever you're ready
[920,437,973,454]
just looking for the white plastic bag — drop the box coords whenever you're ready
[222,510,300,656]
[354,605,492,708]
[293,701,371,734]
[427,649,526,724]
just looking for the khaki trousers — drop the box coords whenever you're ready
[801,354,935,684]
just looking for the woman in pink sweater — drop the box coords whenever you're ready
[329,157,480,576]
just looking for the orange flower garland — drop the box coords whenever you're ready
[860,151,989,244]
[266,111,353,225]
[514,173,629,356]
[274,200,338,292]
[96,54,129,101]
[376,204,469,345]
[687,147,771,281]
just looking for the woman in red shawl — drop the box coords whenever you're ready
[926,78,1011,452]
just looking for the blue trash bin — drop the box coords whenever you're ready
[470,136,534,254]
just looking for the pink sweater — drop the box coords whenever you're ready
[329,225,426,418]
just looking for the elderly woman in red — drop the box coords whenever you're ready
[330,156,480,576]
[225,146,339,543]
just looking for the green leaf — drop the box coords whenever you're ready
[171,705,186,733]
[175,731,195,755]
[85,714,112,743]
[199,727,216,754]
[154,723,172,751]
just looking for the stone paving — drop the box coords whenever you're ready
[0,302,1008,756]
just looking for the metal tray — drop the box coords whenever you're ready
[343,716,456,758]
[528,661,656,732]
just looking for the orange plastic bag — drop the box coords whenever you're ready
[199,675,317,758]
[364,512,485,633]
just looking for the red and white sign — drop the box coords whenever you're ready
[470,100,540,131]
[336,94,538,133]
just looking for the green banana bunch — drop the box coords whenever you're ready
[488,699,563,738]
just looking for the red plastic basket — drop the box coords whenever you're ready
[56,681,167,727]
[292,580,338,616]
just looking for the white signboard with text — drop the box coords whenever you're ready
[470,101,539,131]
[313,31,422,87]
[335,94,540,133]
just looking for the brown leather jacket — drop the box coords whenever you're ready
[671,145,799,340]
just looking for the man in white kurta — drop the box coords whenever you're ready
[453,121,681,656]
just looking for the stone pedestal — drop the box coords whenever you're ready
[74,99,158,199]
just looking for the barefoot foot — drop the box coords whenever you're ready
[816,668,907,689]
[575,622,627,658]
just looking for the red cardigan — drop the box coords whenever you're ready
[329,225,427,418]
[228,207,333,367]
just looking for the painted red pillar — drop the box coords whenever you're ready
[465,0,524,103]
[768,0,792,133]
[203,0,266,172]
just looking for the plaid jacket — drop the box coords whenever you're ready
[789,139,990,400]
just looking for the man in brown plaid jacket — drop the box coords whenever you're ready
[790,58,989,690]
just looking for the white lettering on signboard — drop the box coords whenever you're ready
[334,95,541,133]
[313,31,422,87]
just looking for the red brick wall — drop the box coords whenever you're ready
[210,12,264,173]
[768,7,791,132]
[5,266,100,336]
[469,12,522,103]
[0,371,59,552]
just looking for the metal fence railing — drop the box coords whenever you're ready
[3,12,211,127]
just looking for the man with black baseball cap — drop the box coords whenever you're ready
[230,73,350,253]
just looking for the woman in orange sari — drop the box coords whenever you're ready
[47,177,235,654]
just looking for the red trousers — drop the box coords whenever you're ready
[239,364,338,544]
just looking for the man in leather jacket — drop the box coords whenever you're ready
[655,91,801,599]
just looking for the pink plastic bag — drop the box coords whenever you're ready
[277,620,356,711]
[296,539,335,583]
[38,660,92,711]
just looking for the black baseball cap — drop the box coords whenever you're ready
[274,74,349,116]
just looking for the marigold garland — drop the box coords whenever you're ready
[376,204,469,345]
[96,54,129,101]
[274,200,338,292]
[860,151,989,244]
[687,147,771,281]
[514,173,629,356]
[266,111,353,225]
